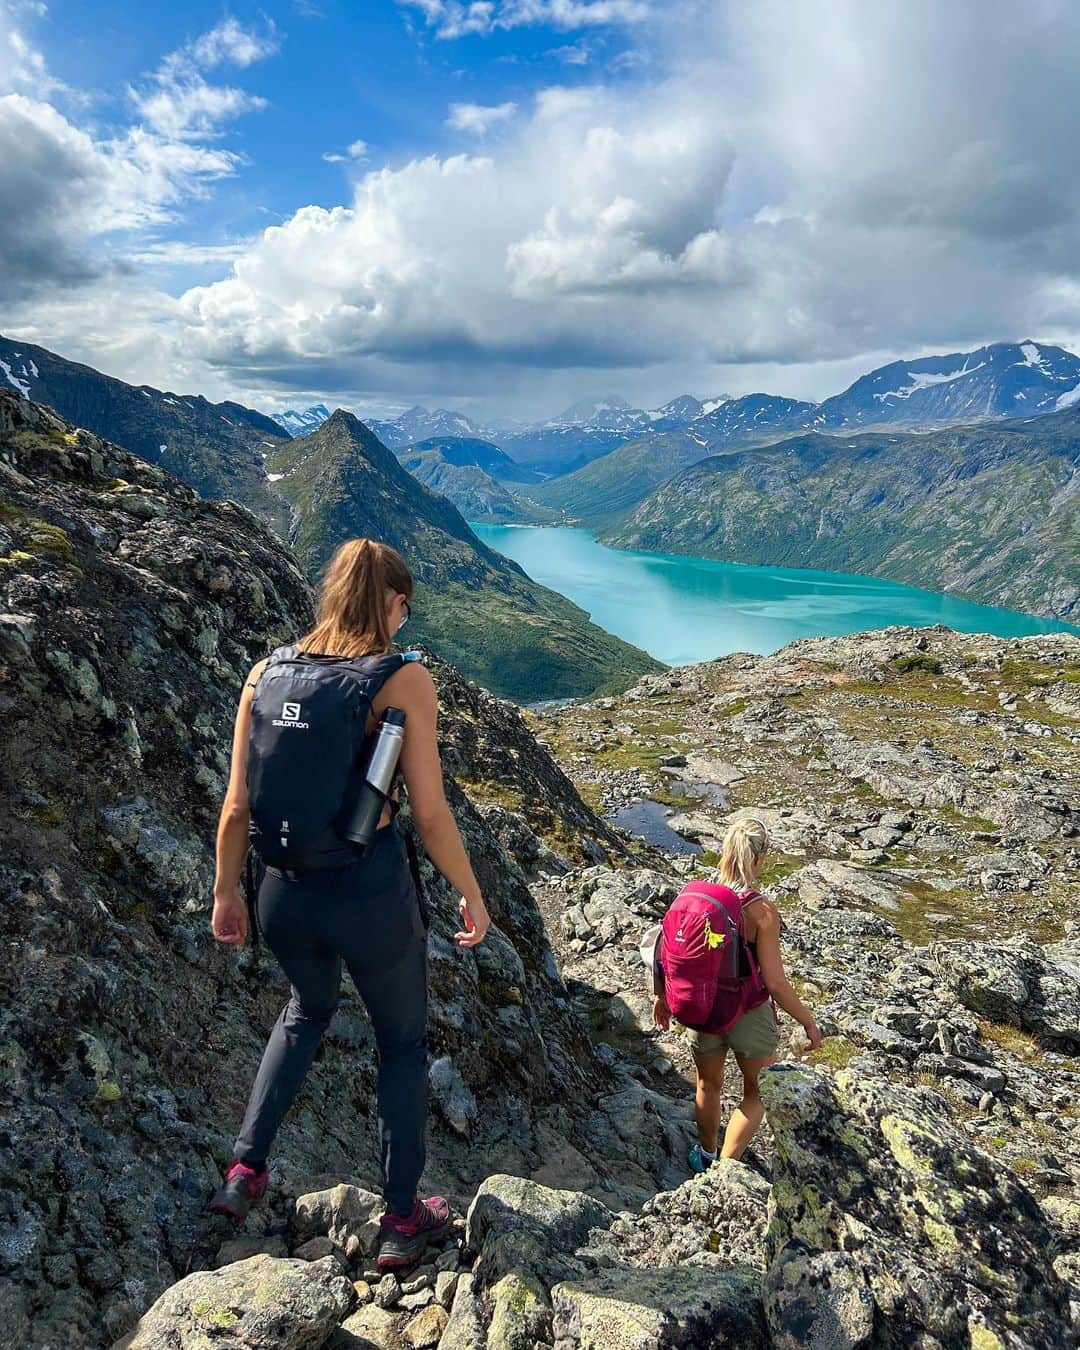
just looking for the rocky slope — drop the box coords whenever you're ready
[0,388,664,1348]
[3,385,1078,1347]
[265,410,664,702]
[114,623,1080,1349]
[0,338,660,702]
[599,408,1080,623]
[0,332,290,531]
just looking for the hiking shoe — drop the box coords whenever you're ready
[376,1196,451,1269]
[208,1160,268,1220]
[688,1143,716,1174]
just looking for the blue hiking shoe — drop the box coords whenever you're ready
[688,1143,716,1174]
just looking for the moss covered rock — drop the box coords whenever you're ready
[761,1063,1071,1348]
[114,1254,355,1349]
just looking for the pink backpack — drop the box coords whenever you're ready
[660,880,770,1034]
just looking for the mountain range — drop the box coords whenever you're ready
[0,335,291,533]
[0,335,662,700]
[316,341,1080,478]
[3,330,1078,648]
[261,410,665,698]
[270,403,331,436]
[600,408,1080,623]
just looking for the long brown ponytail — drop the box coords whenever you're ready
[296,538,413,657]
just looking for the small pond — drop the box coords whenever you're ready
[604,798,703,855]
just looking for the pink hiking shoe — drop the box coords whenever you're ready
[208,1160,268,1220]
[376,1195,451,1269]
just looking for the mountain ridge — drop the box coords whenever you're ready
[598,406,1080,623]
[264,409,665,700]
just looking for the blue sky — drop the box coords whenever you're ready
[40,0,644,291]
[2,1,1079,419]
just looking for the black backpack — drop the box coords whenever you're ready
[246,645,418,872]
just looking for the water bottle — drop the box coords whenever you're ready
[340,708,407,853]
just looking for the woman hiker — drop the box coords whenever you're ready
[208,538,491,1269]
[653,816,822,1172]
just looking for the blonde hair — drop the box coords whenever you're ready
[297,538,413,658]
[717,816,770,891]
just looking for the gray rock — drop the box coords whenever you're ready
[113,1254,355,1349]
[552,1265,766,1348]
[439,1272,485,1350]
[328,1303,397,1349]
[930,940,1080,1052]
[765,1244,875,1350]
[372,1273,400,1309]
[294,1184,383,1250]
[760,1064,1071,1348]
[467,1175,613,1287]
[435,1268,459,1307]
[428,1056,478,1137]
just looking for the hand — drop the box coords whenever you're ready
[800,1018,823,1051]
[455,895,490,948]
[212,886,248,945]
[652,994,671,1031]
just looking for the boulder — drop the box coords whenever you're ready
[466,1175,612,1287]
[551,1265,766,1348]
[760,1064,1071,1348]
[764,1244,874,1350]
[402,1303,448,1347]
[113,1254,355,1349]
[294,1184,384,1253]
[929,940,1080,1052]
[439,1272,486,1350]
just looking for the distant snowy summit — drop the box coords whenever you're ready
[270,403,332,436]
[352,341,1080,461]
[812,341,1080,428]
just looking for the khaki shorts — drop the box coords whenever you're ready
[677,998,779,1059]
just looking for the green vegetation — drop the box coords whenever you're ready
[266,411,665,703]
[26,519,73,560]
[891,653,943,676]
[597,412,1080,623]
[808,1035,859,1070]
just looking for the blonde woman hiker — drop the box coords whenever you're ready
[650,815,822,1172]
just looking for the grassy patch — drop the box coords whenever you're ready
[937,803,999,834]
[891,653,944,676]
[1000,657,1080,689]
[25,519,73,560]
[808,1035,859,1070]
[978,1021,1044,1063]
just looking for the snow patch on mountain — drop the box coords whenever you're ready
[0,359,31,398]
[873,361,987,403]
[1056,380,1080,411]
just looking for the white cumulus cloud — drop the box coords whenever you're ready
[447,100,517,134]
[5,0,1080,418]
[0,13,276,298]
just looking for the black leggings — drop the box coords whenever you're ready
[232,821,429,1214]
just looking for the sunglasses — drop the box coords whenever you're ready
[399,598,411,627]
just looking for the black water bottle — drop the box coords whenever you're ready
[341,708,407,853]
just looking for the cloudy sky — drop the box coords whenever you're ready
[1,0,1078,419]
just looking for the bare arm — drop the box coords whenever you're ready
[395,662,490,947]
[211,659,265,944]
[752,902,822,1045]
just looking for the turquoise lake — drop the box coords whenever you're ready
[468,523,1079,666]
